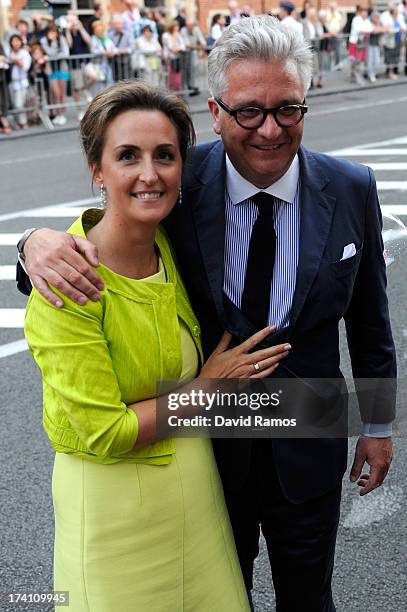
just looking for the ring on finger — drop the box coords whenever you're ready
[253,362,261,373]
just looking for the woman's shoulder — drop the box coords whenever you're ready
[26,210,105,320]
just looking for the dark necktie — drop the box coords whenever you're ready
[241,192,276,330]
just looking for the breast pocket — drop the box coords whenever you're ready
[329,245,363,278]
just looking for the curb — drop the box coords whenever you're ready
[1,77,407,142]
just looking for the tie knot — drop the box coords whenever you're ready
[252,192,275,217]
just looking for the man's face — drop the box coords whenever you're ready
[208,60,305,188]
[113,19,123,32]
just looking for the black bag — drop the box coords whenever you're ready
[170,57,181,73]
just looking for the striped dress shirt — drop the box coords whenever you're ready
[224,154,300,330]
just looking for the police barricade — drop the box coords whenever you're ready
[4,50,207,131]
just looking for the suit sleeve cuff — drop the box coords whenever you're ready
[362,422,392,437]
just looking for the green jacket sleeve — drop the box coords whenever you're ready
[25,289,139,458]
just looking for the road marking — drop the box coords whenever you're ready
[0,309,25,328]
[0,234,20,245]
[0,197,98,223]
[328,135,407,154]
[0,338,28,359]
[377,182,407,190]
[364,163,407,171]
[381,205,407,215]
[311,96,407,119]
[0,149,78,166]
[342,485,404,529]
[0,266,15,280]
[25,206,89,218]
[329,148,407,156]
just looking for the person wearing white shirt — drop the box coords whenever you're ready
[7,34,31,128]
[326,0,346,65]
[279,2,304,37]
[121,0,141,37]
[135,25,163,87]
[348,6,371,84]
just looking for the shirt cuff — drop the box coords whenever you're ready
[362,422,392,437]
[18,253,31,281]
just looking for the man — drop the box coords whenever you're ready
[226,0,243,26]
[326,0,346,66]
[133,8,158,39]
[279,1,304,36]
[17,16,396,612]
[180,18,206,95]
[174,2,188,30]
[121,0,141,37]
[85,1,104,35]
[107,14,134,81]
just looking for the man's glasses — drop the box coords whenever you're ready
[215,98,308,130]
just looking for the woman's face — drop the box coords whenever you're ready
[10,36,22,51]
[94,24,105,38]
[47,29,57,40]
[94,110,183,228]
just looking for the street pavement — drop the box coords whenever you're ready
[0,84,406,611]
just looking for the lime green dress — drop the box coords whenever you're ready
[25,211,249,612]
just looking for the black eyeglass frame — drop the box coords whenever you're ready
[215,97,308,129]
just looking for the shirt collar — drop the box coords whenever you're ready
[226,153,299,205]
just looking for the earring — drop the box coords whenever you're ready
[100,182,107,208]
[179,186,183,205]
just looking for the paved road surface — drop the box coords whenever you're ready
[0,85,406,611]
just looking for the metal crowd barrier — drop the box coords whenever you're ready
[2,50,209,131]
[1,35,406,131]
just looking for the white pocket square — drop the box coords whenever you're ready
[340,243,356,261]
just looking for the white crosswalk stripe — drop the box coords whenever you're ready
[1,138,407,358]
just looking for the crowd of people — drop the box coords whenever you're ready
[0,0,406,133]
[0,0,209,132]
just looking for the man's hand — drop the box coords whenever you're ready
[349,436,393,496]
[24,228,104,308]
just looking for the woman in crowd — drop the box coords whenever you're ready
[88,20,116,98]
[382,7,404,79]
[162,20,185,91]
[210,13,227,42]
[40,24,70,125]
[65,13,91,121]
[367,12,385,83]
[24,81,290,611]
[135,24,163,87]
[0,42,12,133]
[29,42,51,112]
[7,34,31,129]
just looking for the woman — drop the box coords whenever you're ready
[162,20,185,91]
[7,34,31,129]
[88,20,116,98]
[210,13,227,42]
[382,8,403,80]
[40,24,70,126]
[24,81,290,611]
[29,42,51,114]
[135,24,163,87]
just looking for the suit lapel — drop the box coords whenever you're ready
[288,147,337,332]
[189,141,227,321]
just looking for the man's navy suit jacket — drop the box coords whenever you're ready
[163,141,397,503]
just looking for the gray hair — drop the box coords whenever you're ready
[208,15,313,97]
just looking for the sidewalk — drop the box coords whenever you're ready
[2,68,407,142]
